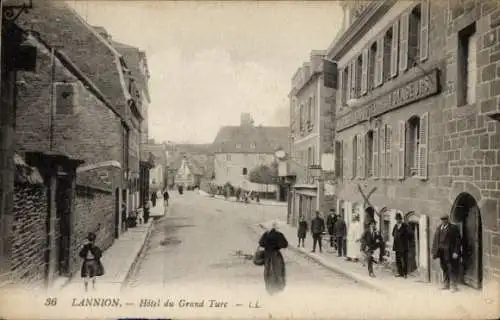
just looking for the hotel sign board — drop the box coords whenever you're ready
[336,69,439,132]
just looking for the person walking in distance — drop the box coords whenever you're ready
[79,232,104,292]
[432,215,461,292]
[392,213,412,278]
[361,221,383,277]
[334,214,347,257]
[297,216,308,248]
[326,209,338,248]
[163,188,170,207]
[310,211,325,253]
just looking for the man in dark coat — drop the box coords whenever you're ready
[361,220,383,277]
[259,221,289,295]
[392,212,412,278]
[326,209,338,248]
[311,211,325,253]
[333,214,347,257]
[432,214,461,291]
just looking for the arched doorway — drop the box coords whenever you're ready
[451,193,483,289]
[404,212,420,274]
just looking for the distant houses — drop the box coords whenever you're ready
[212,113,289,199]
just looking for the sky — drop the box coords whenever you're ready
[70,1,343,144]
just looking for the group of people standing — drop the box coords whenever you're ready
[295,209,415,278]
[294,208,463,291]
[150,188,170,208]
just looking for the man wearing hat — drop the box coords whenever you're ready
[392,213,412,278]
[310,211,325,253]
[326,209,338,248]
[431,214,461,291]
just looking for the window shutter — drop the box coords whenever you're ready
[339,68,344,104]
[390,21,399,78]
[373,127,379,178]
[351,138,356,179]
[344,142,349,180]
[359,134,365,179]
[340,141,344,179]
[373,43,379,88]
[399,13,409,72]
[347,64,352,101]
[380,125,386,179]
[397,120,406,179]
[361,48,369,95]
[375,37,384,87]
[351,60,357,99]
[55,83,77,115]
[418,112,429,179]
[385,125,392,178]
[420,0,430,62]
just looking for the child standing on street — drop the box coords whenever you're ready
[79,232,104,292]
[297,216,308,248]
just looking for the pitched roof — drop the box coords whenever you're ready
[142,143,167,165]
[15,0,132,118]
[112,41,151,102]
[213,125,289,154]
[167,143,214,155]
[167,154,184,171]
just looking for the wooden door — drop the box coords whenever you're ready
[408,222,418,273]
[56,177,71,276]
[463,205,482,289]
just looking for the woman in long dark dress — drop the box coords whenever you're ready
[258,221,288,295]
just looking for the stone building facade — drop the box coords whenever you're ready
[14,31,123,279]
[330,0,500,290]
[286,51,336,226]
[212,113,289,198]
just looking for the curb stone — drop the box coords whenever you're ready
[257,223,388,294]
[121,220,156,290]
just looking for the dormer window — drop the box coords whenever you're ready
[236,144,241,149]
[250,143,256,149]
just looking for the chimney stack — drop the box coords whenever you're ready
[240,113,254,127]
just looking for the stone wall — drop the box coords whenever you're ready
[10,184,48,288]
[443,0,500,285]
[15,35,123,169]
[70,186,115,275]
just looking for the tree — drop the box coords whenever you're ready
[248,162,279,193]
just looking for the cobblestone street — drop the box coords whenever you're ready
[122,192,379,316]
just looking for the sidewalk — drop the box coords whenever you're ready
[56,218,155,295]
[199,190,287,207]
[257,220,498,318]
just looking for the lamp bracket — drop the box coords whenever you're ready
[3,1,33,23]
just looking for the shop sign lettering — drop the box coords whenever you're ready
[337,69,439,131]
